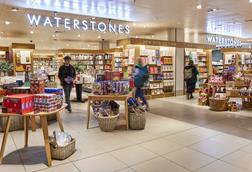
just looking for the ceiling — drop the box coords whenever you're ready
[0,0,252,50]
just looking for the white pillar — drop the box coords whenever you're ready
[167,28,185,96]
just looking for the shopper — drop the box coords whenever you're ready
[184,60,199,100]
[134,58,150,111]
[58,56,76,113]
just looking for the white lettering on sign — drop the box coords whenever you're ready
[27,14,130,35]
[207,35,242,48]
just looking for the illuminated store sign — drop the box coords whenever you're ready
[27,14,130,35]
[207,35,242,48]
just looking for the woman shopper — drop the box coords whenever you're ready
[133,58,150,111]
[58,56,76,113]
[184,60,199,100]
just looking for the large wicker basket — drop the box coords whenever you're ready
[0,116,24,132]
[242,101,252,109]
[129,112,146,130]
[50,138,76,160]
[209,97,228,111]
[95,114,119,132]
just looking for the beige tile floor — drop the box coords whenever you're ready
[0,96,252,172]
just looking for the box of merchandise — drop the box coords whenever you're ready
[2,94,34,114]
[104,71,121,81]
[30,79,45,94]
[8,87,31,94]
[34,94,62,112]
[44,88,63,96]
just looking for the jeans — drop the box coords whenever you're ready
[135,87,148,107]
[63,85,72,110]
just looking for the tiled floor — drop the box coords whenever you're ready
[0,95,252,172]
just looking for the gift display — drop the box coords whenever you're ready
[98,80,130,95]
[2,94,34,114]
[8,87,30,94]
[198,89,209,106]
[34,94,62,112]
[104,71,121,81]
[30,79,45,94]
[209,75,224,85]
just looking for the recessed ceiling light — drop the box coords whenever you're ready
[52,34,56,37]
[66,44,69,47]
[11,8,19,12]
[197,4,202,9]
[136,35,139,38]
[30,31,34,34]
[5,21,10,25]
[250,0,252,3]
[213,8,217,11]
[133,23,136,26]
[77,34,81,37]
[97,35,101,39]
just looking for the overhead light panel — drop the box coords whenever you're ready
[30,30,34,34]
[197,4,202,9]
[5,21,10,25]
[250,0,252,3]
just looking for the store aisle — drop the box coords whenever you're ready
[151,96,252,140]
[0,101,252,172]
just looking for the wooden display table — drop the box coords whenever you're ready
[86,90,134,130]
[0,105,66,167]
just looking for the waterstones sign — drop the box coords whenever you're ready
[207,35,242,48]
[27,14,130,35]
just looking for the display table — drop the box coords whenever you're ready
[86,90,134,130]
[0,104,67,167]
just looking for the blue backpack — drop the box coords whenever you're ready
[134,65,149,87]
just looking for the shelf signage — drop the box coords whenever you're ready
[27,14,130,35]
[207,35,242,48]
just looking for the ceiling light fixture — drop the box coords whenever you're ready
[30,31,34,34]
[66,44,69,47]
[133,23,136,26]
[52,34,56,37]
[97,35,101,39]
[250,0,252,3]
[5,21,10,25]
[197,4,202,9]
[77,34,81,37]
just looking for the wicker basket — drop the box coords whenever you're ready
[209,97,228,111]
[50,138,76,160]
[129,112,146,130]
[0,116,24,132]
[226,90,240,97]
[95,114,119,132]
[242,101,252,109]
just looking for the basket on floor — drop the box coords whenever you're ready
[0,116,24,132]
[95,114,119,132]
[129,111,146,130]
[209,97,228,111]
[242,101,252,109]
[50,138,76,160]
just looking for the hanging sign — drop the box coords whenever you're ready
[27,14,130,35]
[207,35,242,48]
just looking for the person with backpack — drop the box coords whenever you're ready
[184,60,199,100]
[133,58,150,111]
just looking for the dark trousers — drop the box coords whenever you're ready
[135,87,148,107]
[63,85,72,110]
